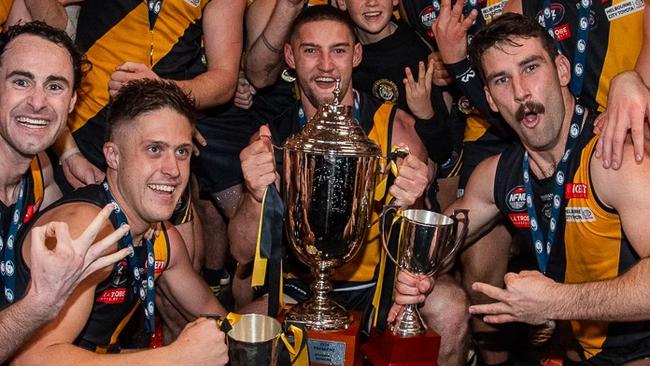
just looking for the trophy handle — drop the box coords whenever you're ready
[380,205,401,265]
[434,209,469,276]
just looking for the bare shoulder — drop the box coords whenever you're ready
[392,108,428,161]
[464,154,500,201]
[162,222,190,269]
[503,0,522,14]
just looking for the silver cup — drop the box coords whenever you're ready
[227,314,283,366]
[282,84,382,331]
[381,208,469,336]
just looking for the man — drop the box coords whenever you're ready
[12,79,229,365]
[396,13,650,364]
[0,22,132,362]
[229,6,470,366]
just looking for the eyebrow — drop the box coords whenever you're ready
[143,140,193,149]
[299,42,351,48]
[7,70,71,87]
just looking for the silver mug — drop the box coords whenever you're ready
[381,208,469,336]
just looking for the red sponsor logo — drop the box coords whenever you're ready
[97,288,126,304]
[554,23,571,41]
[23,199,42,223]
[509,213,530,228]
[154,260,165,274]
[565,183,588,199]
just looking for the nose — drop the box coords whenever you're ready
[317,52,334,73]
[26,87,47,111]
[512,75,531,103]
[160,152,181,178]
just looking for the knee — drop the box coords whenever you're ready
[421,276,470,341]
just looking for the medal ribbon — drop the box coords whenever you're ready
[542,0,592,96]
[147,0,163,29]
[1,178,27,303]
[522,103,585,274]
[102,181,156,333]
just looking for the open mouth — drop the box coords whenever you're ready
[515,102,545,128]
[314,76,338,89]
[16,116,49,129]
[363,11,382,21]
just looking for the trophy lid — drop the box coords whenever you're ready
[283,80,381,157]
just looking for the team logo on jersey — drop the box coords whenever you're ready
[605,0,644,21]
[112,260,129,286]
[372,79,399,103]
[97,288,127,304]
[536,4,566,27]
[565,183,588,199]
[184,0,200,7]
[506,186,527,212]
[565,207,595,222]
[419,5,436,38]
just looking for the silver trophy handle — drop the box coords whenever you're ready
[432,209,469,277]
[380,204,401,265]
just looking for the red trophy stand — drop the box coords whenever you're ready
[361,328,440,366]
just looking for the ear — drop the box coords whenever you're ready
[103,142,120,170]
[555,54,571,87]
[485,86,499,113]
[284,43,296,69]
[352,42,362,68]
[68,91,77,113]
[392,0,399,7]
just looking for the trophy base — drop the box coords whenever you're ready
[284,310,362,366]
[285,297,352,331]
[361,328,440,366]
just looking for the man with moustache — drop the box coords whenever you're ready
[393,13,650,364]
[230,6,470,366]
[0,22,132,362]
[12,79,229,365]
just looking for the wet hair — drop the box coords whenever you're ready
[0,21,88,90]
[105,79,197,142]
[468,13,559,82]
[289,5,358,44]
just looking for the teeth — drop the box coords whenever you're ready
[148,184,175,193]
[364,11,381,16]
[17,117,48,126]
[315,77,336,82]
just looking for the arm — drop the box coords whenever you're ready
[5,0,68,30]
[108,0,244,108]
[38,152,62,209]
[244,0,305,89]
[157,226,227,318]
[55,127,106,189]
[470,143,650,324]
[228,125,278,264]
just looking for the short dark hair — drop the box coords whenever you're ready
[289,5,358,44]
[0,21,88,90]
[106,79,197,142]
[468,13,559,82]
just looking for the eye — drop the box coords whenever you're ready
[304,47,318,54]
[524,64,539,73]
[333,48,346,54]
[147,145,161,154]
[12,78,30,88]
[493,76,508,85]
[46,83,65,92]
[176,147,190,159]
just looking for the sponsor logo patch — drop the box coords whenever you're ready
[565,183,588,199]
[605,0,644,21]
[420,5,436,37]
[509,213,530,228]
[506,186,527,212]
[536,4,566,27]
[481,1,505,22]
[565,207,596,222]
[553,23,572,41]
[97,288,126,304]
[154,260,165,274]
[184,0,200,7]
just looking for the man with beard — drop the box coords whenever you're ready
[11,79,229,365]
[0,22,132,363]
[230,5,470,366]
[393,13,650,364]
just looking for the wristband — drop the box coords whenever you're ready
[444,58,477,84]
[58,147,81,165]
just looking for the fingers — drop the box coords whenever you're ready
[471,281,509,303]
[80,247,132,281]
[480,314,518,324]
[404,66,416,87]
[85,224,131,261]
[609,105,631,169]
[387,303,403,323]
[462,9,479,31]
[193,128,208,147]
[77,204,115,244]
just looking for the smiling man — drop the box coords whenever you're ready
[11,79,229,365]
[393,13,650,364]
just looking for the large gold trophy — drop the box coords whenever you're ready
[282,82,380,332]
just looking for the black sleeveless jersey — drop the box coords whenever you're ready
[494,112,650,364]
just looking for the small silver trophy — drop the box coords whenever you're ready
[382,208,469,336]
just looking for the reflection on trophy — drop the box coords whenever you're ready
[282,82,381,331]
[383,208,469,336]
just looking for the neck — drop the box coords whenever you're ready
[106,172,154,244]
[526,94,577,179]
[0,142,35,206]
[356,21,397,45]
[301,86,355,120]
